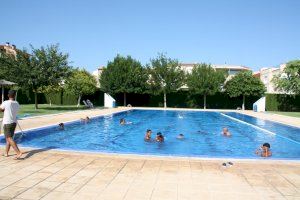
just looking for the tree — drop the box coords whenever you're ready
[37,85,63,106]
[186,64,226,109]
[273,60,300,95]
[224,71,265,110]
[0,44,71,109]
[148,54,185,108]
[65,69,97,107]
[100,55,148,106]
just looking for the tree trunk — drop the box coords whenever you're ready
[163,92,167,108]
[1,86,4,103]
[203,94,207,109]
[242,95,245,110]
[34,92,38,110]
[77,94,82,107]
[15,90,18,102]
[123,92,127,106]
[49,98,52,106]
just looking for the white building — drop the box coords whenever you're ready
[94,63,250,89]
[180,63,250,75]
[92,66,105,88]
[253,64,286,94]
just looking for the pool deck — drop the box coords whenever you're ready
[0,107,299,199]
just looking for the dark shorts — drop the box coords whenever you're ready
[3,123,17,138]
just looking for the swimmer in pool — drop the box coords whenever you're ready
[120,118,132,125]
[120,118,126,125]
[58,123,64,130]
[144,129,152,141]
[222,127,231,136]
[256,143,272,157]
[80,116,90,123]
[156,132,164,142]
[176,134,184,139]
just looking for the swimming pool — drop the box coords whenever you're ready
[1,109,299,160]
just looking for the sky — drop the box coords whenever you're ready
[1,0,299,72]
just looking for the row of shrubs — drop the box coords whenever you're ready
[9,89,104,106]
[4,89,300,111]
[266,94,300,111]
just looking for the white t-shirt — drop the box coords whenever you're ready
[0,100,20,125]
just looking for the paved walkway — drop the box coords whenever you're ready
[0,150,299,200]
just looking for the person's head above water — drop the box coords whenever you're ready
[58,123,64,130]
[120,118,125,124]
[177,133,184,139]
[262,143,270,149]
[222,127,231,136]
[145,129,152,140]
[256,142,272,157]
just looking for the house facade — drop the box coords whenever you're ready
[253,64,286,94]
[0,42,17,58]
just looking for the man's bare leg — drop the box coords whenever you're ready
[4,139,11,157]
[6,137,22,159]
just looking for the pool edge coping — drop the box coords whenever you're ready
[2,145,299,164]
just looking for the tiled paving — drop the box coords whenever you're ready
[0,150,299,200]
[0,107,299,199]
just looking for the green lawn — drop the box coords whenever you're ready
[1,104,90,118]
[268,111,300,118]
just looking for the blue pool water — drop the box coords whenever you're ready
[1,110,299,159]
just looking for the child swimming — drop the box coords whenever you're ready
[176,134,184,139]
[222,127,231,136]
[120,118,132,125]
[144,129,152,141]
[120,118,126,125]
[156,132,164,142]
[58,123,64,130]
[256,143,272,157]
[80,116,90,123]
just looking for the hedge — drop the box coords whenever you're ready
[114,91,261,110]
[266,94,300,111]
[1,88,104,106]
[2,88,299,111]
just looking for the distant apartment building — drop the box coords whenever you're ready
[94,63,250,89]
[178,63,250,89]
[180,63,250,75]
[180,63,250,83]
[253,64,286,94]
[0,42,18,58]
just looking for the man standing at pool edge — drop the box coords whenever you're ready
[0,90,22,159]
